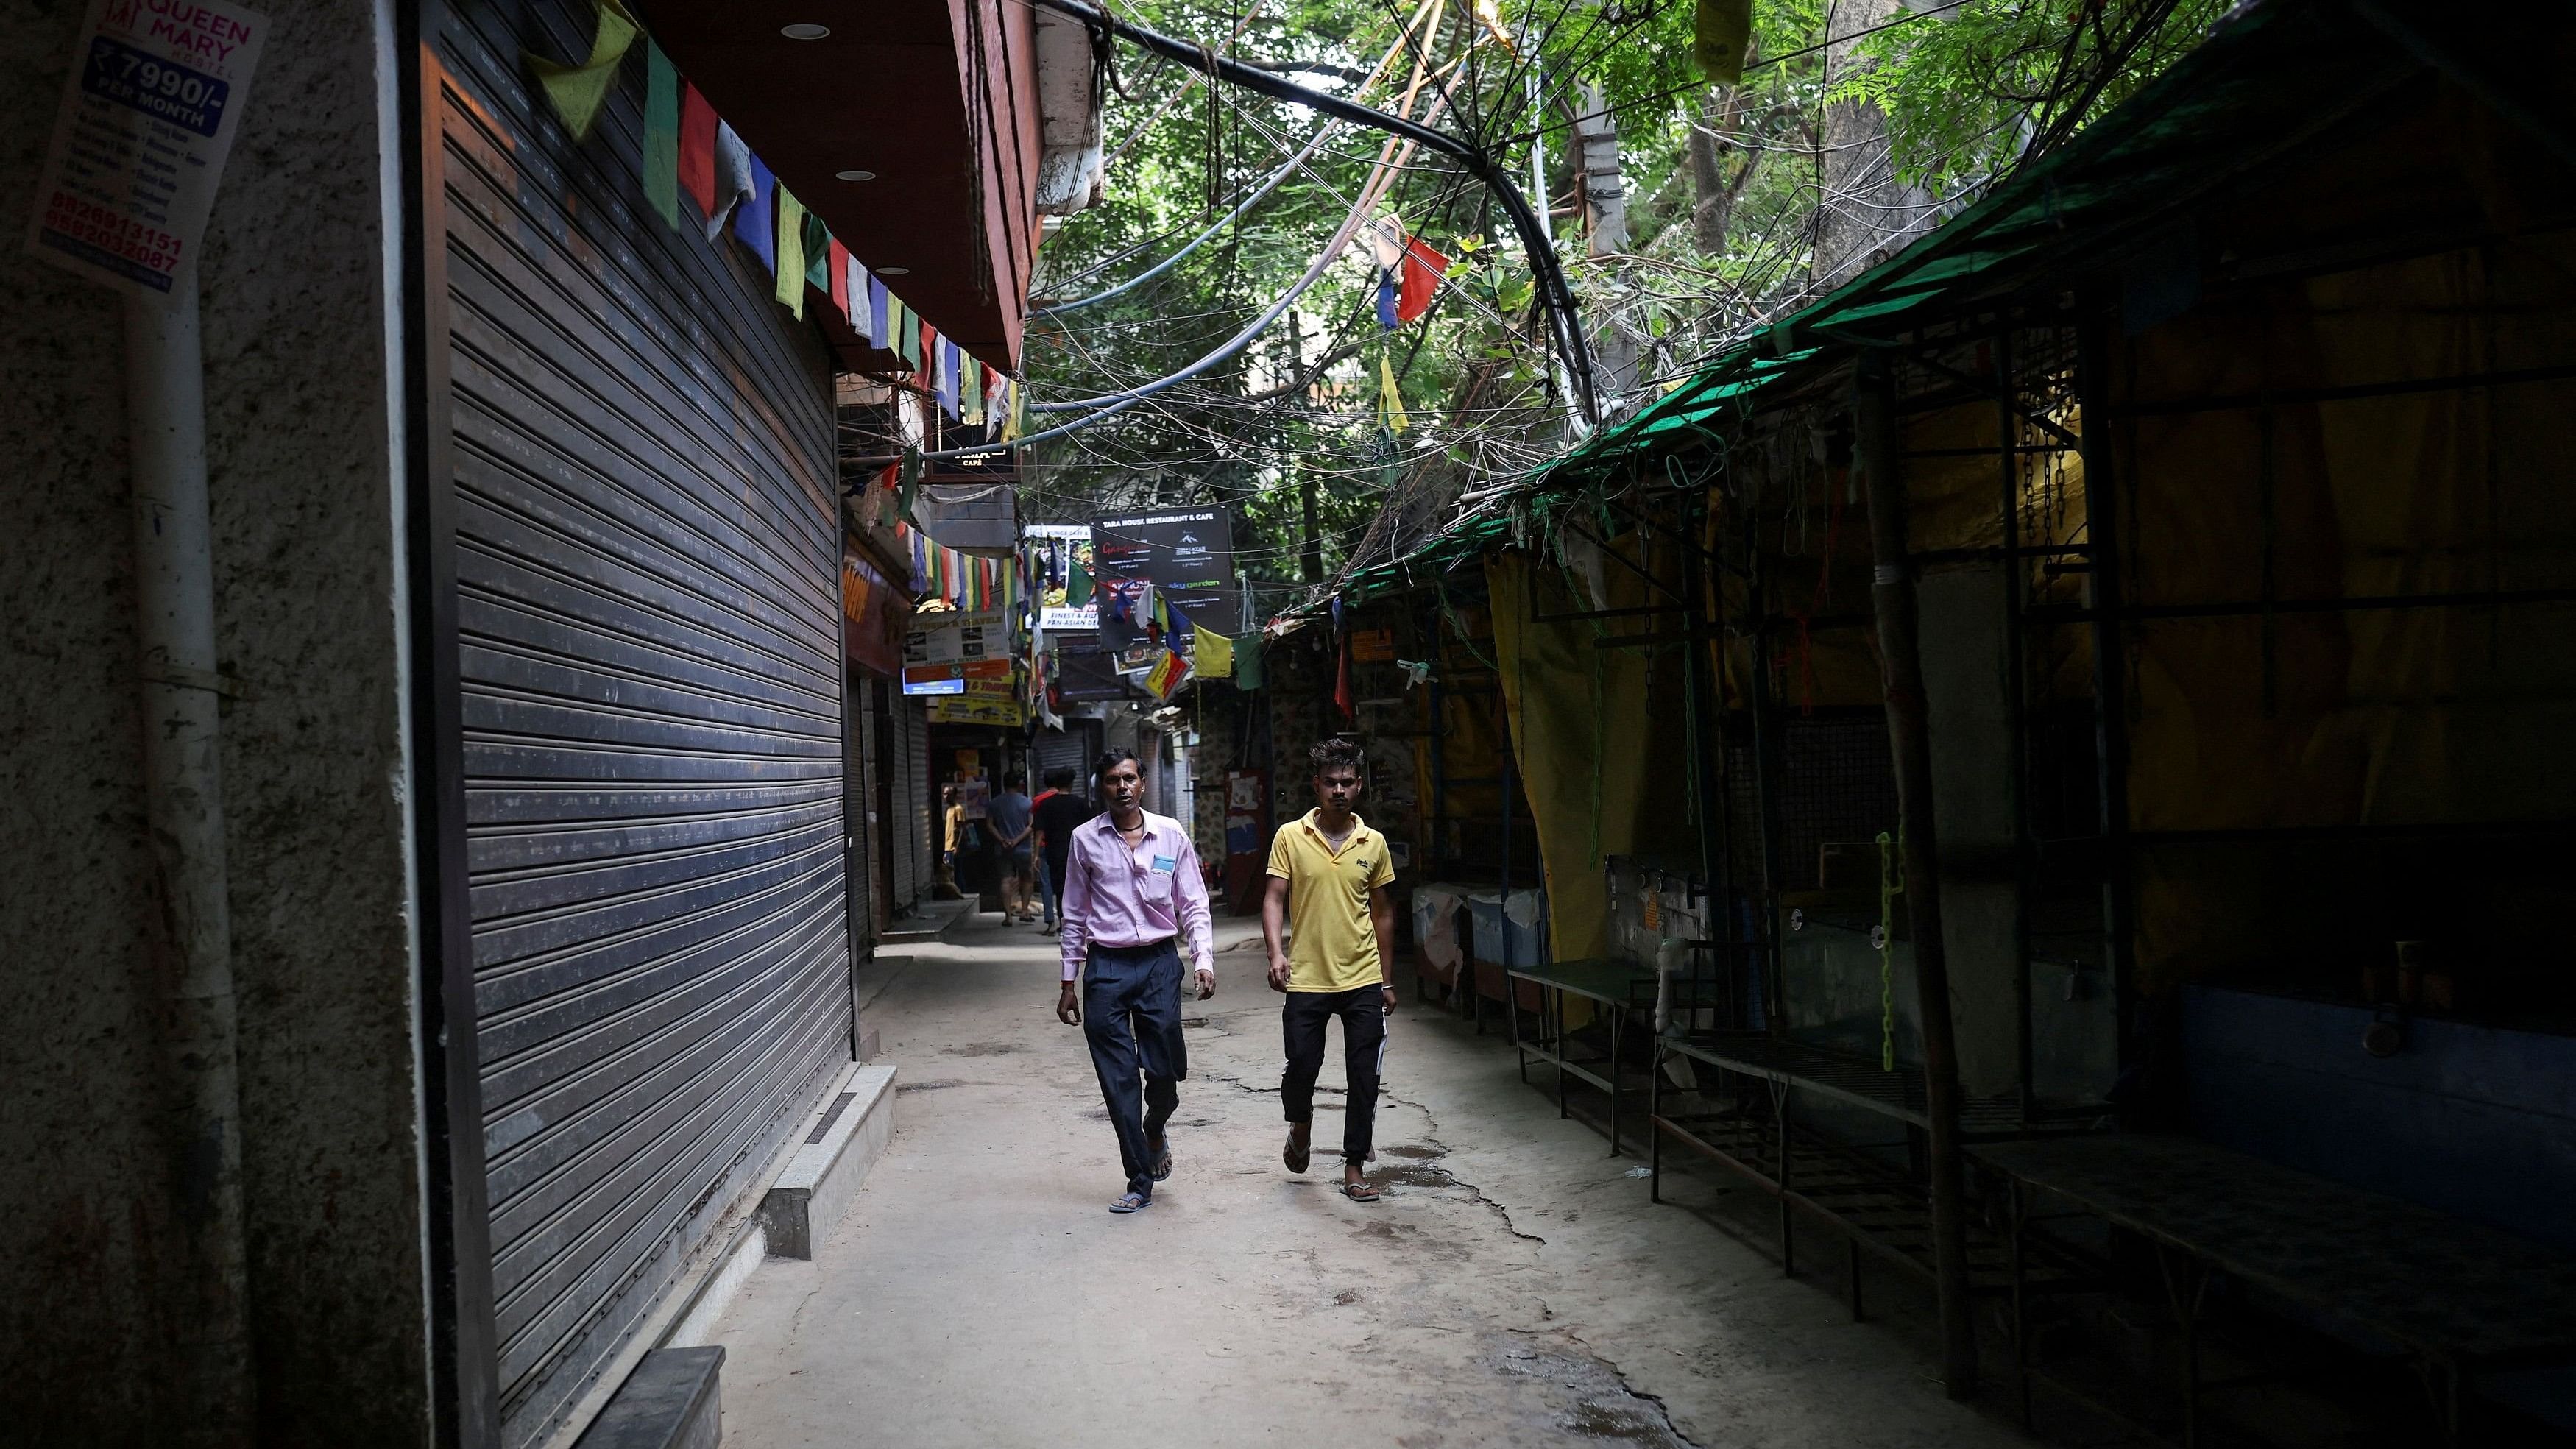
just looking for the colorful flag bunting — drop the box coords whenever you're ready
[707,121,753,241]
[803,213,830,295]
[526,0,639,143]
[828,238,852,319]
[1192,624,1234,680]
[735,155,776,268]
[679,82,718,220]
[1397,235,1451,323]
[774,187,807,317]
[644,42,681,229]
[1144,649,1192,701]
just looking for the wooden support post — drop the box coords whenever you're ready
[1854,351,1980,1400]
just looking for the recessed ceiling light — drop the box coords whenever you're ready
[780,23,830,39]
[835,169,877,182]
[878,266,910,275]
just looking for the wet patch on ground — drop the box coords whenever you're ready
[1358,1162,1458,1190]
[1379,1143,1443,1159]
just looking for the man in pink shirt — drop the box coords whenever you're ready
[1055,748,1216,1213]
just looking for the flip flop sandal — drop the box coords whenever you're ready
[1283,1132,1310,1175]
[1108,1191,1150,1214]
[1150,1143,1173,1182]
[1340,1181,1383,1202]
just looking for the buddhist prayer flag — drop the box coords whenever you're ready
[963,361,985,425]
[828,238,852,319]
[774,188,807,317]
[707,121,753,241]
[1379,352,1409,433]
[526,0,639,142]
[735,153,776,267]
[1145,649,1192,701]
[866,276,890,347]
[1397,235,1450,323]
[802,213,831,295]
[678,82,718,219]
[1192,623,1234,679]
[643,42,680,228]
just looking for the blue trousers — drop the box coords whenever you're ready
[1083,939,1188,1197]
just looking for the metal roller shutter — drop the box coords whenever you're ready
[1036,721,1100,790]
[891,697,932,910]
[436,3,849,1440]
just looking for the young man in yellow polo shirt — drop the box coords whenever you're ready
[1263,737,1399,1201]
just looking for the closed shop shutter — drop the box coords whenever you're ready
[436,4,849,1441]
[891,697,932,909]
[1036,721,1100,790]
[855,669,886,963]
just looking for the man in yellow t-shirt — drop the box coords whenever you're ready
[1263,736,1398,1201]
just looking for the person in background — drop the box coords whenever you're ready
[1263,736,1399,1202]
[988,769,1036,923]
[1056,749,1214,1214]
[1031,766,1091,931]
[938,784,964,897]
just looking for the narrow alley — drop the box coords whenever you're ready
[706,913,2021,1449]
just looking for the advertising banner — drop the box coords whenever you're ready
[904,607,1008,665]
[929,695,1029,726]
[26,0,269,299]
[1025,523,1097,632]
[1091,506,1236,645]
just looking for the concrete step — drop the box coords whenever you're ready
[570,1345,722,1449]
[879,898,974,943]
[758,1062,897,1259]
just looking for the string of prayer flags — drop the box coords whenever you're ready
[774,187,807,317]
[644,42,681,228]
[1144,648,1192,702]
[679,84,719,223]
[1396,235,1450,324]
[1192,623,1234,680]
[527,0,640,143]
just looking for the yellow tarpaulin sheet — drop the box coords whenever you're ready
[1487,548,1699,968]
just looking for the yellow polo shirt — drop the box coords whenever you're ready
[1267,809,1398,992]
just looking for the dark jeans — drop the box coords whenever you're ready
[1281,985,1388,1164]
[1039,853,1067,925]
[1083,939,1188,1197]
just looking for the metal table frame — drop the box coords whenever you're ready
[1504,958,1661,1155]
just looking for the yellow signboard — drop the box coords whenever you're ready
[927,695,1028,726]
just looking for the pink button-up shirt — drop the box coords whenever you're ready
[1058,810,1213,982]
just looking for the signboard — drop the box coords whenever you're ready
[903,658,1012,698]
[1026,523,1097,632]
[929,696,1029,726]
[1091,506,1236,643]
[26,0,268,299]
[904,607,1008,665]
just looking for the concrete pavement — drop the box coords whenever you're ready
[706,911,2034,1448]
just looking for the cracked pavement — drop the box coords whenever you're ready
[706,911,2027,1448]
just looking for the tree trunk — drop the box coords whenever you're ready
[1816,0,1933,290]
